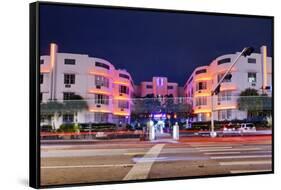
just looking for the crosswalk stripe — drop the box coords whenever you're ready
[196,146,232,150]
[123,144,165,180]
[219,160,272,166]
[199,148,261,152]
[211,155,271,159]
[41,164,134,169]
[204,152,241,155]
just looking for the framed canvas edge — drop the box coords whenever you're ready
[29,1,275,189]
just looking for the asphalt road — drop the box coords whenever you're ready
[40,136,272,186]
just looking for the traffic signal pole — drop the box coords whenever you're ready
[210,47,254,137]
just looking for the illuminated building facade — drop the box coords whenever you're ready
[40,43,134,127]
[184,46,272,122]
[138,77,179,98]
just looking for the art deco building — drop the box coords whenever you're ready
[184,46,272,122]
[40,43,134,127]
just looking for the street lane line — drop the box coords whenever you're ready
[41,164,134,169]
[204,152,241,155]
[199,148,261,152]
[124,152,146,156]
[123,144,165,180]
[230,169,272,174]
[196,146,233,150]
[219,160,272,166]
[211,155,271,159]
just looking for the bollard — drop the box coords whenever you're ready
[173,122,179,140]
[148,120,155,141]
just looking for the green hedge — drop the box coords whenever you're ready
[79,123,117,132]
[41,125,53,132]
[57,123,81,133]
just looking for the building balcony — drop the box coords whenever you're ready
[194,89,211,97]
[114,92,131,100]
[193,105,211,114]
[194,73,212,82]
[214,101,237,111]
[88,87,112,96]
[219,82,237,91]
[113,107,130,116]
[114,78,132,89]
[89,67,112,78]
[88,103,113,113]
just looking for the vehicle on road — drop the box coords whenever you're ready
[238,123,256,132]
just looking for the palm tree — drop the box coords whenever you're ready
[41,95,89,130]
[41,100,65,130]
[63,94,89,126]
[237,88,262,118]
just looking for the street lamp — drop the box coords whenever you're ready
[210,47,254,137]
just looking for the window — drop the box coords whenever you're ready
[195,69,207,75]
[40,59,44,65]
[196,97,207,106]
[40,74,43,84]
[95,75,109,87]
[196,81,207,91]
[63,114,74,123]
[217,58,231,65]
[217,73,231,83]
[94,94,109,105]
[168,86,174,90]
[64,59,76,65]
[119,85,129,94]
[63,92,75,100]
[248,58,256,64]
[119,73,130,79]
[95,62,110,70]
[146,85,153,89]
[248,72,257,83]
[118,100,129,109]
[94,113,109,123]
[218,109,232,120]
[218,91,232,102]
[64,74,75,84]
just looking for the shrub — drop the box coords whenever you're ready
[41,125,53,132]
[57,123,80,133]
[79,123,117,132]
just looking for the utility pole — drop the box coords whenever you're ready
[210,47,254,137]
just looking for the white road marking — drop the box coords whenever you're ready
[196,146,233,150]
[219,160,272,166]
[123,144,165,180]
[211,155,271,159]
[199,148,261,152]
[41,164,134,169]
[230,169,272,174]
[124,152,146,156]
[204,152,241,155]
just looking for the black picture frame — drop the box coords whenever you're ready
[30,1,274,189]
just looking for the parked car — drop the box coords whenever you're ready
[238,123,256,132]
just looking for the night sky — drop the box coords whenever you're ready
[39,4,273,86]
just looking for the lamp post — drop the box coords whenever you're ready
[210,47,254,137]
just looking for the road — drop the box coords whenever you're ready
[40,136,272,186]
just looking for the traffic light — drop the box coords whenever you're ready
[224,73,232,81]
[242,47,254,57]
[213,84,221,95]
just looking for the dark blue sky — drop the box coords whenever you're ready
[40,4,273,86]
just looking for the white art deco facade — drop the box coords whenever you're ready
[184,46,272,122]
[40,43,134,128]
